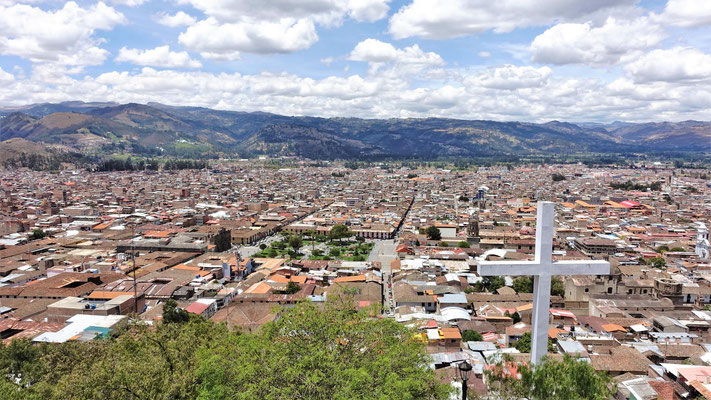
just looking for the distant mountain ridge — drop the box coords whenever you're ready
[0,101,708,159]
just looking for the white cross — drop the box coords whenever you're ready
[477,201,610,364]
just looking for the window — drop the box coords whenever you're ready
[607,287,613,294]
[584,288,589,293]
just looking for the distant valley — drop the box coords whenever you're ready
[0,101,709,160]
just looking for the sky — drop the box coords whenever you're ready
[0,0,710,122]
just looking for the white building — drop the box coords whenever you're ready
[697,223,709,260]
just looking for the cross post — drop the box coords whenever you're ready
[477,201,610,364]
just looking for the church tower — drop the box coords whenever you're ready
[697,223,709,260]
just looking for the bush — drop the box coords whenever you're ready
[461,330,483,342]
[487,354,614,400]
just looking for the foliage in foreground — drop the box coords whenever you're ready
[0,295,450,400]
[485,354,614,400]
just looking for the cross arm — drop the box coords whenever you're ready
[551,260,610,276]
[478,260,544,276]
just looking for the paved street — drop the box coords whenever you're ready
[368,240,398,315]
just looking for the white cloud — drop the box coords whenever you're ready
[116,45,202,69]
[478,51,491,58]
[530,17,665,66]
[625,47,711,82]
[108,0,147,6]
[0,1,124,67]
[176,0,390,57]
[179,17,318,59]
[347,0,390,22]
[349,38,444,65]
[656,0,711,27]
[178,0,389,25]
[0,66,13,83]
[388,0,637,39]
[2,62,711,122]
[465,65,552,90]
[157,11,196,27]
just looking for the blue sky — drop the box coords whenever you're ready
[0,0,710,122]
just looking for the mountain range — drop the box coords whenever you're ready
[0,101,708,160]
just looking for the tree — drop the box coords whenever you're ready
[426,226,441,241]
[481,276,505,292]
[505,310,522,324]
[551,173,566,182]
[513,331,533,353]
[30,228,46,240]
[512,276,564,297]
[288,235,303,250]
[651,257,666,269]
[551,276,565,297]
[329,224,353,243]
[438,242,448,247]
[0,295,451,400]
[513,276,534,293]
[457,241,470,248]
[486,354,614,400]
[162,299,190,323]
[458,195,469,202]
[305,230,317,251]
[512,332,556,353]
[197,295,451,400]
[285,281,301,294]
[461,330,483,342]
[259,243,267,250]
[644,256,666,269]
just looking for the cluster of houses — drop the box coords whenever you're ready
[0,161,709,398]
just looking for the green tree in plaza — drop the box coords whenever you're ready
[457,241,470,248]
[305,230,318,251]
[426,226,441,241]
[329,224,353,243]
[288,234,303,250]
[486,354,614,400]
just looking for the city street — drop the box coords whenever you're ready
[368,240,398,315]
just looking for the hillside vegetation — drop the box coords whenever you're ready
[1,102,709,159]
